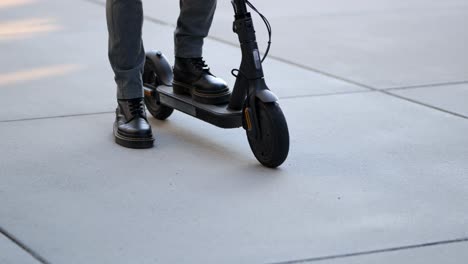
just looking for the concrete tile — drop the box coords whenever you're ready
[211,0,468,89]
[0,0,172,121]
[391,83,468,117]
[143,0,468,89]
[199,39,368,101]
[313,242,468,264]
[0,0,364,122]
[0,233,40,264]
[133,0,370,97]
[1,92,467,263]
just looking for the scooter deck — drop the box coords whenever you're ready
[155,85,243,129]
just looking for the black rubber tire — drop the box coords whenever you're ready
[143,59,174,120]
[246,101,289,168]
[144,94,173,120]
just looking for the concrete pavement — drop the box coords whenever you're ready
[1,0,467,263]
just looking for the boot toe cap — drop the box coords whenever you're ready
[194,74,229,94]
[118,117,153,138]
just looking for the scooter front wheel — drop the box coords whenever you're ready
[246,101,289,168]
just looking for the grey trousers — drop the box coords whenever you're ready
[106,0,217,99]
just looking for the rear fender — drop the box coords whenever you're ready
[145,50,173,86]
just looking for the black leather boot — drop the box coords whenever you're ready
[114,98,154,149]
[172,57,231,105]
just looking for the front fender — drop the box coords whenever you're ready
[256,88,279,103]
[251,78,278,103]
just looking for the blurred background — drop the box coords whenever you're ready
[1,1,467,264]
[1,0,467,120]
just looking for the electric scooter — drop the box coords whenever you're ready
[142,0,289,168]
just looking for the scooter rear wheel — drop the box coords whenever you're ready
[246,101,289,168]
[143,59,174,120]
[144,94,173,120]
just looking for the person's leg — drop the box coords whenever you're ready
[106,0,145,99]
[173,0,231,105]
[174,0,217,58]
[106,0,153,149]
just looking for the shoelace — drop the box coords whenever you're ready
[191,58,210,72]
[128,100,145,117]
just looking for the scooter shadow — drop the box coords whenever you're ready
[148,118,286,174]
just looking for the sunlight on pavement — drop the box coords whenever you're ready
[0,64,84,87]
[0,18,61,40]
[0,0,35,9]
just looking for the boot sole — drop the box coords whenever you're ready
[172,81,231,105]
[113,124,154,149]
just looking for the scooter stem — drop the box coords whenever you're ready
[231,0,248,16]
[229,0,265,110]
